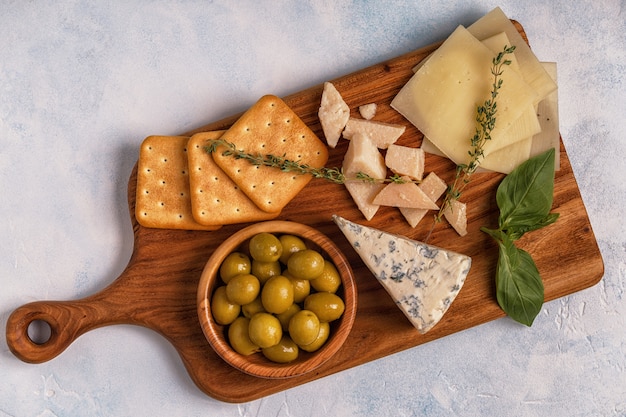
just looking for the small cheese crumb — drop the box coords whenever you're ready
[358,103,377,120]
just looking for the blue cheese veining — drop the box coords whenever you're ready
[332,215,472,334]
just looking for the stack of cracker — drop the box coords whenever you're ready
[135,95,329,230]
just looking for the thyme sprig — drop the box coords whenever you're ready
[204,138,412,185]
[434,45,516,223]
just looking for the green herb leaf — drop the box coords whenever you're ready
[481,148,559,326]
[495,235,544,326]
[496,148,556,234]
[203,138,416,185]
[506,213,560,241]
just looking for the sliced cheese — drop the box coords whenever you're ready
[399,172,447,227]
[385,144,425,181]
[483,102,541,155]
[372,177,439,210]
[529,62,560,170]
[478,136,533,174]
[468,7,557,101]
[318,82,350,148]
[481,32,520,72]
[422,63,559,174]
[391,25,538,167]
[419,137,443,158]
[410,30,520,74]
[342,118,405,149]
[472,30,541,155]
[332,215,472,333]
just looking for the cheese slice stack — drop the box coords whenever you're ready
[333,215,472,334]
[391,25,538,167]
[391,7,558,173]
[420,61,559,174]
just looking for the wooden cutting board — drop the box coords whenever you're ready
[6,21,603,403]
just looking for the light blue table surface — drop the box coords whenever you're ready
[2,1,625,416]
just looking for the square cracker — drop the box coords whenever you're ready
[187,131,280,226]
[135,135,220,230]
[212,95,328,213]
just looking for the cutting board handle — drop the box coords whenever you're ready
[5,286,130,364]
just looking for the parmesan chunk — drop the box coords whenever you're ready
[385,144,425,180]
[342,133,387,177]
[342,133,386,221]
[399,172,447,227]
[342,118,405,149]
[344,182,385,221]
[372,177,439,210]
[318,82,350,148]
[443,199,468,236]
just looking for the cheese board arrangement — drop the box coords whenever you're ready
[6,8,603,403]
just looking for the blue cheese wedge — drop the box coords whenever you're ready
[332,215,472,334]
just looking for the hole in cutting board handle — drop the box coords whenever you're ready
[27,319,53,345]
[5,300,96,364]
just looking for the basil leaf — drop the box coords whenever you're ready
[495,235,544,326]
[506,212,560,241]
[479,226,504,242]
[497,148,556,232]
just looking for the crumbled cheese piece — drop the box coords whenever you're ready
[358,103,377,120]
[342,118,405,149]
[385,144,425,180]
[443,199,468,236]
[318,82,350,148]
[372,177,439,210]
[399,172,447,227]
[342,133,386,221]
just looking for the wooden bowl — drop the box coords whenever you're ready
[197,220,357,379]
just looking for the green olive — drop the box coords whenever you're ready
[228,316,260,355]
[287,249,325,280]
[251,260,281,285]
[299,321,330,352]
[219,252,251,283]
[276,303,301,331]
[304,292,345,322]
[288,309,321,346]
[261,275,294,314]
[262,335,299,363]
[310,261,341,293]
[249,232,283,263]
[241,295,265,318]
[211,286,240,325]
[248,312,282,348]
[225,273,260,305]
[286,273,311,303]
[278,234,307,264]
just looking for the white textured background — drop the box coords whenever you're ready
[1,1,625,416]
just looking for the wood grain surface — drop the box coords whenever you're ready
[6,21,604,403]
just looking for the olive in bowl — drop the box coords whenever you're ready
[197,220,357,379]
